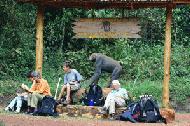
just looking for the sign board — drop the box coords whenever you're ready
[73,18,141,38]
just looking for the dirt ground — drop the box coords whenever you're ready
[0,111,190,126]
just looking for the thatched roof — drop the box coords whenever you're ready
[16,0,190,9]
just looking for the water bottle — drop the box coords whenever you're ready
[89,99,94,106]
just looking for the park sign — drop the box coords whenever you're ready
[73,18,141,38]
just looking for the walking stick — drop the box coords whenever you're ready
[54,77,61,100]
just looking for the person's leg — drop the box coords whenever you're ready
[66,84,71,104]
[15,96,23,113]
[101,93,114,115]
[30,92,44,109]
[109,97,126,120]
[5,97,17,111]
[108,98,116,115]
[114,97,126,107]
[26,93,34,113]
[58,85,67,101]
[27,93,32,107]
[103,93,113,109]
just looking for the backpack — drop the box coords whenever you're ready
[138,95,164,123]
[33,96,58,116]
[120,95,166,123]
[120,102,141,122]
[82,85,104,106]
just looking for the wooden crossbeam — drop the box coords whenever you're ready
[16,0,190,9]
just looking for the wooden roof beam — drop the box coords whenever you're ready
[16,0,190,9]
[174,0,190,4]
[24,1,176,9]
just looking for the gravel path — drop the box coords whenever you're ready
[0,112,190,126]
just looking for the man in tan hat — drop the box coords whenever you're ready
[101,80,129,119]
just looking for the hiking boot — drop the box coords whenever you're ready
[14,110,20,114]
[57,99,61,104]
[99,107,107,114]
[109,114,116,120]
[26,107,34,114]
[15,108,21,114]
[32,108,38,116]
[62,100,70,105]
[5,107,12,112]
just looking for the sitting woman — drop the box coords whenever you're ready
[5,85,28,113]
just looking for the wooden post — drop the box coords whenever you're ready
[35,6,44,75]
[162,5,172,108]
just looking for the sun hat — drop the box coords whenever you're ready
[112,80,120,85]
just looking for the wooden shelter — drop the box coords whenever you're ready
[16,0,190,108]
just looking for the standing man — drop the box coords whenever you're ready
[101,80,129,119]
[21,71,52,114]
[57,61,82,104]
[89,53,122,88]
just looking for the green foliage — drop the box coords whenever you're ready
[0,1,190,104]
[0,0,36,79]
[123,80,162,103]
[170,78,190,103]
[0,80,19,95]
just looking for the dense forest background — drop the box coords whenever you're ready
[0,0,190,106]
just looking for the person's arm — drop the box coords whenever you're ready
[21,81,36,93]
[64,74,68,85]
[74,70,82,83]
[123,89,129,100]
[116,89,129,100]
[89,57,102,85]
[28,80,37,93]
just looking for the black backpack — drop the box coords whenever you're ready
[138,95,165,123]
[33,96,58,116]
[83,85,104,106]
[120,95,166,123]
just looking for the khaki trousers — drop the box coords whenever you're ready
[28,92,44,108]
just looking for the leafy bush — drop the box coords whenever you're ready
[0,80,19,96]
[0,1,190,105]
[170,78,190,103]
[123,80,162,103]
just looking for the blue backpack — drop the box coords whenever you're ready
[120,102,141,123]
[33,96,58,116]
[83,85,104,106]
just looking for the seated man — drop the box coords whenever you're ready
[21,71,52,113]
[101,80,129,119]
[57,61,82,105]
[5,85,28,113]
